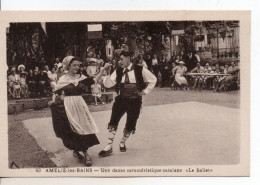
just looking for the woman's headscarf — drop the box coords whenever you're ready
[62,56,75,71]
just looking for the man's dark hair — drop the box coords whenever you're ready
[120,50,131,57]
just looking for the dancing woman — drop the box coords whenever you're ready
[49,56,109,166]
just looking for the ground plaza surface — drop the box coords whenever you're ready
[8,87,239,168]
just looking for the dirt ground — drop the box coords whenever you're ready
[8,88,239,168]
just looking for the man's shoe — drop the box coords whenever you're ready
[120,143,127,152]
[98,148,113,157]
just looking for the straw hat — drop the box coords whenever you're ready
[18,64,25,71]
[178,61,185,65]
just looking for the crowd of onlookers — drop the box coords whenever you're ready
[7,50,240,100]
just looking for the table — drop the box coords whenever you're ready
[186,73,231,90]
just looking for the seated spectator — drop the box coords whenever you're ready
[48,67,58,92]
[18,64,28,76]
[204,63,212,73]
[190,62,205,89]
[8,67,21,99]
[218,62,240,92]
[172,61,189,90]
[204,63,213,89]
[212,67,221,92]
[27,69,37,97]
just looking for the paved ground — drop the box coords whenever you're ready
[8,88,240,168]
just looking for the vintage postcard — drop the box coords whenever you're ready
[0,10,250,177]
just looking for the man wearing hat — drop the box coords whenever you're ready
[98,51,157,157]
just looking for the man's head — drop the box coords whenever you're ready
[231,62,235,67]
[11,67,16,74]
[197,62,201,67]
[96,54,100,59]
[215,64,220,70]
[205,63,209,68]
[55,58,60,63]
[44,65,49,71]
[118,51,131,68]
[188,52,193,58]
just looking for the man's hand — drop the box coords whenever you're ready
[138,91,146,96]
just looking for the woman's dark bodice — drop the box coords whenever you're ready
[56,77,94,96]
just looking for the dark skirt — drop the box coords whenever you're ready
[50,103,100,151]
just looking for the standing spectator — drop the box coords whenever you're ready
[87,60,98,77]
[44,65,51,77]
[159,54,170,88]
[57,66,64,80]
[179,51,185,61]
[136,54,148,68]
[171,50,178,62]
[151,54,159,83]
[79,65,88,77]
[185,51,198,71]
[38,68,49,96]
[8,67,21,98]
[27,69,37,97]
[110,59,117,74]
[145,54,152,71]
[91,80,105,106]
[48,67,58,92]
[194,51,201,62]
[96,54,104,67]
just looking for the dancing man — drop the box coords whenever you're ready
[99,51,157,157]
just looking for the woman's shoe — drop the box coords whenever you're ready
[84,154,92,167]
[73,151,84,160]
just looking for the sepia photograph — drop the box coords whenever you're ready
[0,11,250,177]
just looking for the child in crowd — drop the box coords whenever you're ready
[91,79,105,106]
[20,73,29,98]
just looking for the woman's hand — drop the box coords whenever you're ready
[103,63,111,70]
[48,101,54,106]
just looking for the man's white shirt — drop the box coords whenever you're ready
[104,63,157,95]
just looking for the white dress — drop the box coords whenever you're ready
[172,66,188,85]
